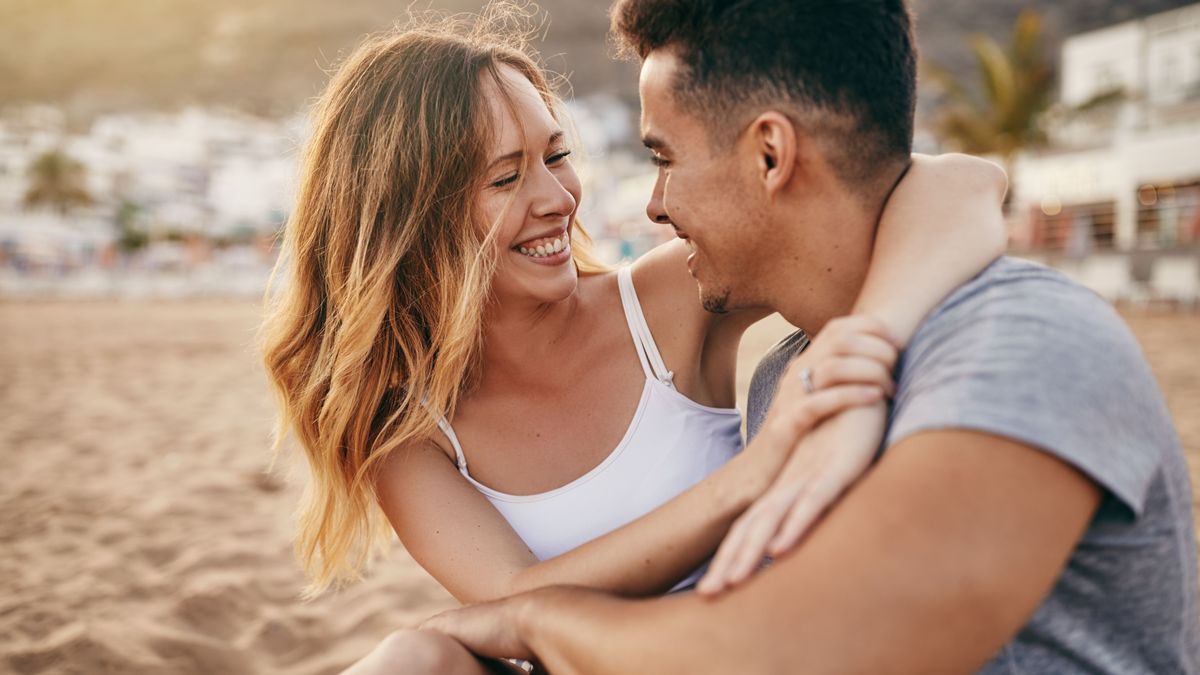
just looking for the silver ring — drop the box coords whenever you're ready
[798,367,816,395]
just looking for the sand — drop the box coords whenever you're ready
[1,301,1197,674]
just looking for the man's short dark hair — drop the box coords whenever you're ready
[612,0,917,192]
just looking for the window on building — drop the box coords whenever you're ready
[1137,181,1200,249]
[1027,200,1117,255]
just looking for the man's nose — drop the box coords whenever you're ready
[646,172,672,225]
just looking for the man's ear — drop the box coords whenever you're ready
[748,111,799,198]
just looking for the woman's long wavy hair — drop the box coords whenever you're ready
[261,6,607,595]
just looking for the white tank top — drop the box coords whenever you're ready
[437,266,744,589]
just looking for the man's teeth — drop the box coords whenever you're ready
[518,237,567,258]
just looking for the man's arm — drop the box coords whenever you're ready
[429,429,1101,674]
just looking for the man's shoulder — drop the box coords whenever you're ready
[909,256,1135,361]
[923,255,1107,323]
[745,329,808,441]
[890,257,1176,517]
[902,255,1149,395]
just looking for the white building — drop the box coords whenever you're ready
[1011,3,1200,300]
[0,107,298,243]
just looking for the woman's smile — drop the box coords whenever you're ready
[512,229,572,266]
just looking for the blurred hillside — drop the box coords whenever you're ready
[0,0,1195,120]
[0,0,633,120]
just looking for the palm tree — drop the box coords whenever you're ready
[925,11,1055,183]
[23,150,94,216]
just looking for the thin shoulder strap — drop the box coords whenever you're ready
[436,416,471,477]
[616,266,675,387]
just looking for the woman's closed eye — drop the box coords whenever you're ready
[490,150,573,189]
[491,172,519,188]
[546,149,572,166]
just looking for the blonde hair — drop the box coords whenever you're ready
[260,5,607,595]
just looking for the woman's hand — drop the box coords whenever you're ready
[743,314,898,469]
[698,315,900,597]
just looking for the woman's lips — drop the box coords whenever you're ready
[514,235,571,266]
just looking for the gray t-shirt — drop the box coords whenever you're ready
[746,257,1200,674]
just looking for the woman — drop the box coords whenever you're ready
[260,10,1007,673]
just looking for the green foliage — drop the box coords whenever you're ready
[115,199,140,230]
[925,10,1055,161]
[113,199,150,252]
[116,225,149,253]
[23,150,94,216]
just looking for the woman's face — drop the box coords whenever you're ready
[476,64,582,308]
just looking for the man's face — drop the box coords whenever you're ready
[638,51,767,314]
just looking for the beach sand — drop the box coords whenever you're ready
[1,301,1197,674]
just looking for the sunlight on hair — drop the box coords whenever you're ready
[259,0,606,597]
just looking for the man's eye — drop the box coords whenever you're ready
[650,155,671,168]
[491,173,519,188]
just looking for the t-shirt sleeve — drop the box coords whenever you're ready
[884,274,1176,517]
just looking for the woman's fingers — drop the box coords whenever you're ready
[697,508,752,595]
[767,410,885,556]
[811,356,895,396]
[700,474,813,597]
[770,385,884,443]
[700,444,830,596]
[831,333,898,369]
[821,314,900,348]
[699,495,788,596]
[707,390,889,597]
[766,476,841,556]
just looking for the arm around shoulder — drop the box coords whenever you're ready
[857,153,1008,341]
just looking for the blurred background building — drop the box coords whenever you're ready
[1007,2,1200,300]
[0,0,1197,300]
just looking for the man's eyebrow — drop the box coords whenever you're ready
[488,130,566,171]
[642,134,668,151]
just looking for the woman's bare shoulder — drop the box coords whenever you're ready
[377,431,458,478]
[629,239,708,322]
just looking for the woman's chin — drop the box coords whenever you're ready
[493,267,579,307]
[537,274,579,304]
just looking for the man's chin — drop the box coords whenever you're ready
[700,287,731,315]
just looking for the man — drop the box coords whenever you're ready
[425,1,1200,672]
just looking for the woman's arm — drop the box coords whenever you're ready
[857,153,1008,340]
[377,369,889,605]
[698,153,1009,594]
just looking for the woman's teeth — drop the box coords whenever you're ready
[518,237,567,258]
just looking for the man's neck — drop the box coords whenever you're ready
[765,180,897,336]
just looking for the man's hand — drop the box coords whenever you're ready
[698,316,898,597]
[420,594,536,662]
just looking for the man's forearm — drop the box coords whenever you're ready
[520,588,736,675]
[508,431,1099,675]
